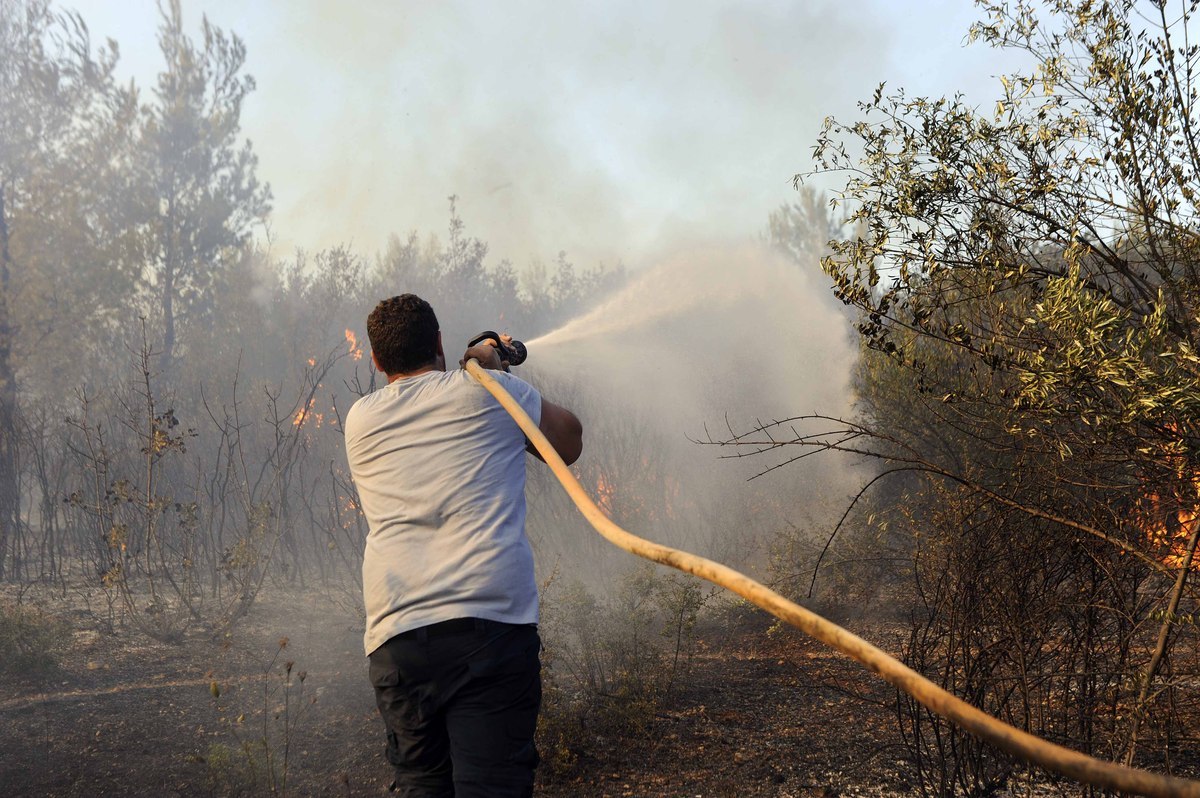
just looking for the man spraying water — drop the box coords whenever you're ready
[344,294,583,797]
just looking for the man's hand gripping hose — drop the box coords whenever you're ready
[465,357,1200,798]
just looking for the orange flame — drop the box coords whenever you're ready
[1133,425,1200,571]
[596,474,615,514]
[292,397,324,429]
[1137,451,1200,571]
[346,329,364,361]
[1139,493,1200,570]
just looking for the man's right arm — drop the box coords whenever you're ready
[529,398,582,466]
[460,344,581,465]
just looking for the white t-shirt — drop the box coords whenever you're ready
[344,368,543,655]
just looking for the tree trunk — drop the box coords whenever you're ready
[0,185,20,580]
[159,197,176,373]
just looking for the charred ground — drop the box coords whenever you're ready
[0,584,920,798]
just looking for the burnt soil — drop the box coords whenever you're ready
[0,588,996,796]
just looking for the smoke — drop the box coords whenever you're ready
[522,241,859,575]
[66,0,1023,272]
[191,0,894,266]
[531,243,852,415]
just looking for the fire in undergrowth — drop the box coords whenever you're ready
[1132,426,1200,571]
[596,474,615,514]
[1139,494,1200,570]
[346,329,363,361]
[292,397,324,429]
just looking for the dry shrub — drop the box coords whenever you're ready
[0,598,69,676]
[536,564,710,781]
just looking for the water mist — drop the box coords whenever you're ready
[520,242,859,584]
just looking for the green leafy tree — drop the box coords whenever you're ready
[137,0,270,372]
[734,0,1200,776]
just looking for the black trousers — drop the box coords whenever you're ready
[368,618,541,798]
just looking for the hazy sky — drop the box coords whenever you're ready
[67,1,1021,270]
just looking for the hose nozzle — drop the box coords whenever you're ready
[468,331,527,366]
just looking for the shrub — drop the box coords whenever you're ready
[0,599,68,676]
[536,564,713,781]
[204,637,314,797]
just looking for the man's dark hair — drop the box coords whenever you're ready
[367,294,440,375]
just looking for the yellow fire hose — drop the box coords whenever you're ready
[466,358,1200,798]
